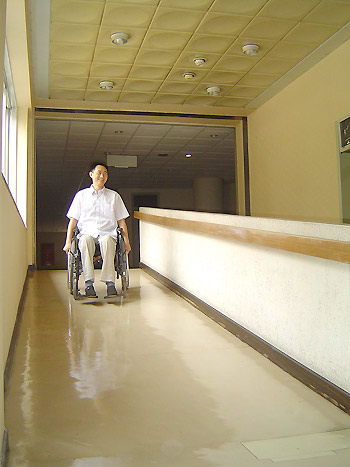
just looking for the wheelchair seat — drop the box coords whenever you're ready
[67,228,129,299]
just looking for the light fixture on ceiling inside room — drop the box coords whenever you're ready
[185,153,192,158]
[206,86,220,96]
[99,80,114,90]
[242,44,260,55]
[182,72,196,80]
[111,32,129,45]
[193,57,206,67]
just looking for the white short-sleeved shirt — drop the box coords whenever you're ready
[67,185,129,238]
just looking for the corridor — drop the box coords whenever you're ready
[4,269,350,466]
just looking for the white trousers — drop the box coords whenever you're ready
[79,235,116,283]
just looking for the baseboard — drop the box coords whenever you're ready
[3,267,31,393]
[1,428,9,466]
[140,262,350,415]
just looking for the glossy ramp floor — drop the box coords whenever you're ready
[5,270,350,466]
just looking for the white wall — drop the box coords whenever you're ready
[140,207,350,394]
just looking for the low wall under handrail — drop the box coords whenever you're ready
[134,211,350,264]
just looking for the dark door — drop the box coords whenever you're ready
[131,194,159,268]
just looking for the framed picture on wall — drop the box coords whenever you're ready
[339,115,350,153]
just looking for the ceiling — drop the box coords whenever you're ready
[30,0,350,230]
[30,0,350,108]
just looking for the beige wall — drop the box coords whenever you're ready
[0,0,6,447]
[1,0,33,452]
[248,39,350,223]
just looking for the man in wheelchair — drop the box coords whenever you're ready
[63,162,131,298]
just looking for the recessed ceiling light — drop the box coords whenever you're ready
[111,32,129,45]
[206,86,220,96]
[114,130,124,134]
[211,134,219,138]
[182,72,196,80]
[158,153,168,157]
[99,80,115,90]
[242,44,260,55]
[193,57,206,67]
[185,153,192,158]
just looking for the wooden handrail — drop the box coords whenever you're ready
[134,211,350,264]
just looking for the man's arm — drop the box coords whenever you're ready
[63,218,78,254]
[117,218,131,254]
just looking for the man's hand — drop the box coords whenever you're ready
[63,242,71,254]
[124,240,131,254]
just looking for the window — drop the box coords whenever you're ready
[1,42,17,196]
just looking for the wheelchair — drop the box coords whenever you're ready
[68,228,129,300]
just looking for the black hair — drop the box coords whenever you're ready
[89,161,108,172]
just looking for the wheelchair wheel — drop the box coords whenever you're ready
[116,229,129,296]
[68,233,81,300]
[121,255,130,295]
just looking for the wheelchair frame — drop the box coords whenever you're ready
[68,228,129,299]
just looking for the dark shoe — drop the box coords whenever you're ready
[106,284,118,297]
[85,285,97,298]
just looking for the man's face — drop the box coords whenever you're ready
[90,165,108,189]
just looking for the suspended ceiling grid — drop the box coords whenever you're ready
[46,0,350,108]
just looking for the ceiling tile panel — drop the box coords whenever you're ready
[161,0,213,8]
[215,96,253,107]
[51,76,88,89]
[184,95,221,105]
[283,22,339,43]
[237,72,280,86]
[50,61,91,77]
[142,30,192,50]
[36,120,70,132]
[103,4,157,27]
[51,0,105,24]
[242,17,298,40]
[118,92,156,103]
[227,85,266,97]
[70,121,104,132]
[50,44,95,62]
[49,90,86,100]
[128,65,170,80]
[197,13,253,35]
[158,81,198,94]
[90,63,132,78]
[266,41,317,60]
[250,57,299,74]
[50,24,99,45]
[258,0,321,21]
[122,79,162,92]
[204,70,245,84]
[303,1,350,26]
[151,8,206,31]
[107,0,159,4]
[134,49,179,66]
[211,0,268,15]
[214,55,260,72]
[152,94,187,104]
[84,91,121,101]
[185,33,236,53]
[94,47,139,63]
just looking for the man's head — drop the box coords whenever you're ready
[89,162,108,190]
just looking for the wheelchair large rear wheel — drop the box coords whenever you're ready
[121,255,130,295]
[68,235,80,299]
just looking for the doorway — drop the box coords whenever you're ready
[131,194,159,268]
